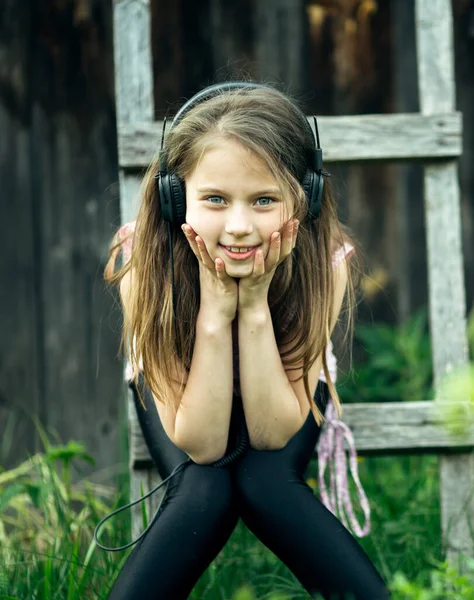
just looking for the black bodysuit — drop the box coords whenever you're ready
[107,374,390,600]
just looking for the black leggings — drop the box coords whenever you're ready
[108,380,389,600]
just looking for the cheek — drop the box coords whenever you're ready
[186,214,214,238]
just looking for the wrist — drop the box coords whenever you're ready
[238,302,270,324]
[197,309,234,332]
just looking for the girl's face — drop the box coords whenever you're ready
[185,137,290,278]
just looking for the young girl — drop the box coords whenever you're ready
[102,82,390,599]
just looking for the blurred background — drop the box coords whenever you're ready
[1,0,473,484]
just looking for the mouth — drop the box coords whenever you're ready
[218,244,261,261]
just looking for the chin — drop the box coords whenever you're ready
[230,269,255,280]
[226,267,252,278]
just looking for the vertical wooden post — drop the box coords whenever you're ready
[112,0,164,540]
[415,0,474,563]
[254,0,309,95]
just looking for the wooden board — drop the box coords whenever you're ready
[416,0,474,560]
[118,112,462,169]
[129,401,474,467]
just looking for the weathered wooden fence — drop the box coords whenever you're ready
[1,2,473,520]
[113,0,474,564]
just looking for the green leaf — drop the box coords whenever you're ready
[45,441,95,466]
[0,483,26,514]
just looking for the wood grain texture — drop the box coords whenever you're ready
[416,0,456,115]
[129,401,474,466]
[117,112,462,169]
[113,0,165,526]
[127,388,165,540]
[119,0,474,558]
[416,0,473,560]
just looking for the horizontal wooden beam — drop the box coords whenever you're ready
[341,401,474,454]
[118,112,462,169]
[129,400,474,467]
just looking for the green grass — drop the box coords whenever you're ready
[2,431,474,599]
[2,304,474,598]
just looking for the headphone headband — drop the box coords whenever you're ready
[170,82,319,166]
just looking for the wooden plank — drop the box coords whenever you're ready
[416,0,455,114]
[113,0,154,125]
[113,0,154,225]
[209,0,254,82]
[33,107,122,479]
[129,401,474,466]
[393,0,426,323]
[254,0,308,95]
[423,163,469,377]
[112,0,162,538]
[416,0,474,561]
[127,388,164,540]
[0,0,124,480]
[117,112,462,169]
[118,171,142,225]
[0,101,41,468]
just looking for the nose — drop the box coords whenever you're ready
[224,212,253,237]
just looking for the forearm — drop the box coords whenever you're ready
[238,303,302,450]
[174,310,233,464]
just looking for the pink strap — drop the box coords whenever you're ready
[332,242,355,270]
[317,400,371,538]
[119,221,136,264]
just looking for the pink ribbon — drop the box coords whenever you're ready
[317,400,371,537]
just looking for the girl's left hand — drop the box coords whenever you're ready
[238,219,299,311]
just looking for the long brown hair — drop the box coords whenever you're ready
[105,85,362,426]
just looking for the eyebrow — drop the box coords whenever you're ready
[196,186,281,196]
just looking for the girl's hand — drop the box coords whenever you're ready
[182,224,238,323]
[238,219,299,312]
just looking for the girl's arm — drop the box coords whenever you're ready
[120,268,234,465]
[238,258,349,450]
[173,309,234,464]
[238,306,303,450]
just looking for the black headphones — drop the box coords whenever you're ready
[156,81,326,226]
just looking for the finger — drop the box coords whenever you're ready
[293,220,299,249]
[195,236,214,269]
[181,225,200,257]
[284,221,294,255]
[215,257,234,284]
[256,246,266,274]
[215,256,227,274]
[270,232,281,264]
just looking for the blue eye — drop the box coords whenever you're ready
[256,197,274,206]
[205,196,275,206]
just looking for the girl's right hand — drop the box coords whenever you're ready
[182,224,238,323]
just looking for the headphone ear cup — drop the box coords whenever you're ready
[169,174,186,224]
[158,173,186,224]
[302,170,323,220]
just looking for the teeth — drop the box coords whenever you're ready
[225,246,253,253]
